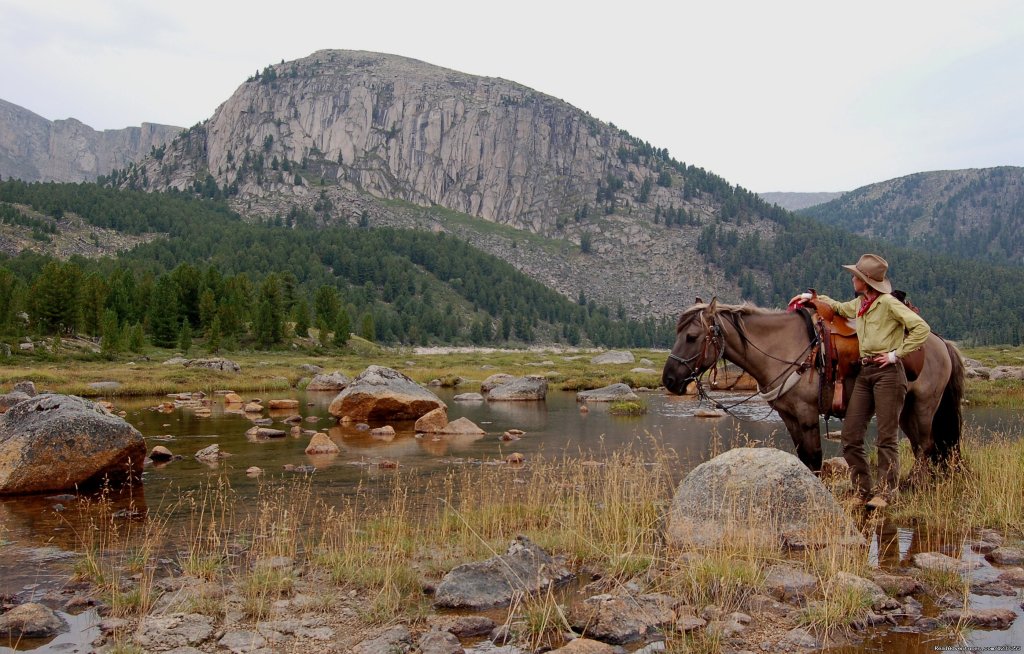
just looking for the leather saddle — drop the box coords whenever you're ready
[807,299,924,416]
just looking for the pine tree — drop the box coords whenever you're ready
[359,312,375,342]
[126,322,146,353]
[149,277,180,348]
[333,309,351,347]
[100,309,122,354]
[292,298,311,338]
[178,320,192,354]
[207,316,222,353]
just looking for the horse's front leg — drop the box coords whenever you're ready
[778,409,822,472]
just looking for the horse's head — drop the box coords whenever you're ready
[662,297,725,395]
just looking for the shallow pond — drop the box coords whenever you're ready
[1,388,1022,652]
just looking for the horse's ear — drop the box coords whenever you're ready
[707,297,718,314]
[695,296,704,304]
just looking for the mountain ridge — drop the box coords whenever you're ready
[0,98,180,184]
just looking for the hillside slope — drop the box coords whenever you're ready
[800,167,1024,265]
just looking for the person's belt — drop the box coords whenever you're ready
[860,357,882,366]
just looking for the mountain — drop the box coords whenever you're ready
[110,50,791,319]
[0,98,179,184]
[758,191,845,211]
[799,167,1024,265]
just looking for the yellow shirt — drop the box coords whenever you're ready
[818,292,931,358]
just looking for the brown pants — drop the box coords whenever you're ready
[842,361,907,499]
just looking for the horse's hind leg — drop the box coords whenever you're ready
[900,394,936,488]
[780,412,823,472]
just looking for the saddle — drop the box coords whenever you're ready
[806,298,924,417]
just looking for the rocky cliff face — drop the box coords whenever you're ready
[144,51,719,232]
[0,99,179,183]
[130,50,776,316]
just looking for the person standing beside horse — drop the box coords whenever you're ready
[792,254,931,510]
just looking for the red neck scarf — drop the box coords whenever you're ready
[857,293,878,317]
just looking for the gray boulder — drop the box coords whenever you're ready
[0,394,145,494]
[135,613,215,650]
[353,625,413,654]
[0,602,67,638]
[306,371,351,391]
[486,376,547,401]
[665,447,862,549]
[568,593,675,644]
[329,365,445,421]
[480,373,516,394]
[434,536,574,610]
[912,552,983,573]
[576,383,638,402]
[763,564,818,602]
[184,358,241,373]
[590,351,635,365]
[986,546,1024,566]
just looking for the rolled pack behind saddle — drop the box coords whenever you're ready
[805,291,924,417]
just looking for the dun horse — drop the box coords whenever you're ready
[662,299,964,479]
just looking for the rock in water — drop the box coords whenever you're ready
[486,376,547,401]
[576,383,638,402]
[0,394,145,494]
[306,371,351,391]
[329,365,445,421]
[0,602,68,638]
[665,447,862,549]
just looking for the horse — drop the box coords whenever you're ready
[661,298,964,480]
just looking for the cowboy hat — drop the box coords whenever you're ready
[842,253,892,294]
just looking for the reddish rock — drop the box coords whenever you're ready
[414,407,448,433]
[304,433,340,455]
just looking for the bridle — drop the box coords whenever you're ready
[667,313,725,387]
[668,307,821,420]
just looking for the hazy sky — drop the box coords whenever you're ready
[2,0,1023,192]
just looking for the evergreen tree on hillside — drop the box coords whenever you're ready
[359,312,375,342]
[254,274,285,348]
[149,277,180,348]
[30,261,81,334]
[333,309,351,347]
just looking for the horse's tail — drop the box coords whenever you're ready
[932,340,964,466]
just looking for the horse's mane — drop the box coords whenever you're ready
[675,301,784,331]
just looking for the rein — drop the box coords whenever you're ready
[674,309,819,421]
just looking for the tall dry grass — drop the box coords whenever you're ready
[63,427,1024,651]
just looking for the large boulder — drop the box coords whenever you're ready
[576,383,638,402]
[306,371,351,391]
[328,365,445,421]
[0,394,145,495]
[434,536,574,610]
[665,447,862,549]
[486,376,547,401]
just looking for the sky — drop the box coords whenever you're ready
[2,0,1023,193]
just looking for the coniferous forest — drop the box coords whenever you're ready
[3,177,1024,354]
[0,180,677,353]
